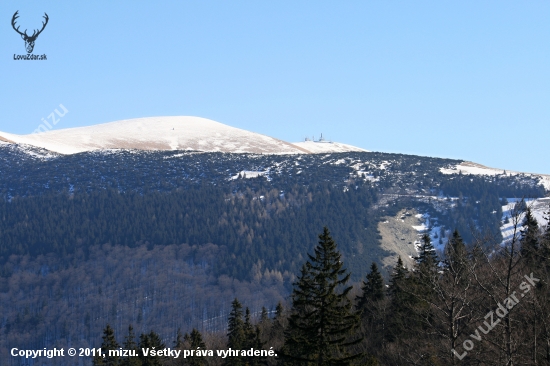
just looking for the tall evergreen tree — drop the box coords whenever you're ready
[244,307,255,348]
[445,229,467,274]
[521,207,540,266]
[386,256,411,343]
[269,302,286,357]
[226,298,246,366]
[415,233,438,269]
[274,302,284,320]
[414,233,439,302]
[355,262,385,362]
[186,328,206,349]
[93,324,121,366]
[121,325,141,366]
[387,256,407,298]
[139,331,165,366]
[182,328,207,366]
[283,227,362,365]
[356,262,384,313]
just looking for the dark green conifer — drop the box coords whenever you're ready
[388,256,407,298]
[183,328,207,366]
[93,324,121,366]
[415,233,438,269]
[355,262,385,361]
[269,302,286,354]
[283,227,362,365]
[244,307,254,347]
[414,233,439,299]
[121,325,141,366]
[274,302,284,320]
[138,331,165,366]
[445,229,467,272]
[356,262,384,313]
[226,298,246,366]
[386,256,411,342]
[521,208,540,266]
[227,298,245,349]
[188,328,206,349]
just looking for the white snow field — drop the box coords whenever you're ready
[440,161,550,190]
[500,197,550,244]
[291,140,368,153]
[0,116,313,155]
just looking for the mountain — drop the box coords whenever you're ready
[0,117,548,364]
[0,116,365,155]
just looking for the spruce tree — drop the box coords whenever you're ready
[386,256,410,342]
[269,302,286,355]
[227,298,245,349]
[226,298,246,366]
[415,233,438,269]
[188,328,206,349]
[387,256,407,298]
[183,328,207,366]
[283,227,362,365]
[445,229,467,275]
[93,324,121,366]
[274,302,284,320]
[355,262,385,361]
[121,325,141,366]
[242,306,266,365]
[244,307,255,348]
[521,208,540,266]
[356,262,384,313]
[414,233,439,301]
[138,331,165,366]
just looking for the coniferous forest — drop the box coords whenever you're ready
[0,147,548,365]
[88,220,550,366]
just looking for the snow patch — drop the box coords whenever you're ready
[292,140,368,153]
[441,161,550,190]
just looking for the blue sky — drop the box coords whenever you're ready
[1,1,549,174]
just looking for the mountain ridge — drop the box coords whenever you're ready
[0,116,365,155]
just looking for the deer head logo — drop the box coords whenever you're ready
[12,11,49,54]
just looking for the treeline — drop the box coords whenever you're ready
[90,206,550,365]
[439,173,545,199]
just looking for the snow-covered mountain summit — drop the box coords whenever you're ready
[0,116,368,155]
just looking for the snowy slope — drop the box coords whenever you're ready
[291,140,368,153]
[501,198,549,244]
[0,116,311,155]
[440,161,550,190]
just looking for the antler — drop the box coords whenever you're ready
[29,13,49,39]
[11,11,27,37]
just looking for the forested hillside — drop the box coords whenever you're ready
[0,145,547,364]
[0,183,381,280]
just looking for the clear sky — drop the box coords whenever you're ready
[1,1,549,174]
